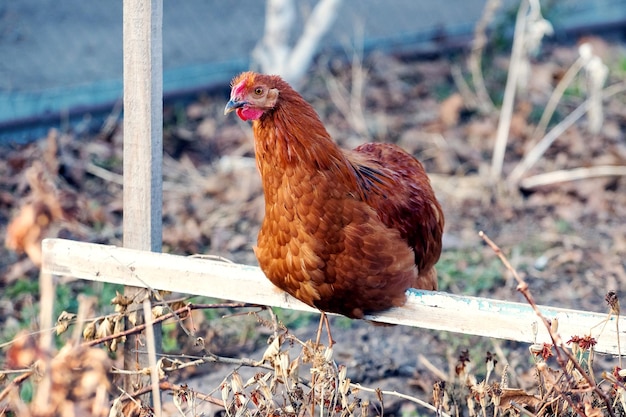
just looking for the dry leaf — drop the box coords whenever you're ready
[4,159,79,266]
[151,305,166,319]
[584,400,603,417]
[83,321,97,341]
[55,310,77,335]
[439,93,464,127]
[5,331,39,369]
[95,317,113,341]
[5,202,53,266]
[498,388,542,412]
[261,336,282,364]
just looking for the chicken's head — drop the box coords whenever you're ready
[224,72,280,121]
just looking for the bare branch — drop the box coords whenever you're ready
[519,165,626,190]
[83,302,260,348]
[253,0,342,87]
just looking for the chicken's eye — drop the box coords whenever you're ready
[254,87,263,95]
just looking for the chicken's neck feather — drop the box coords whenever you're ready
[252,95,363,200]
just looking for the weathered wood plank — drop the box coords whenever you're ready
[123,0,163,250]
[122,0,163,400]
[42,238,625,355]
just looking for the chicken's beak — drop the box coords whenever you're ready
[224,99,246,115]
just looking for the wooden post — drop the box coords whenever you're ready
[122,0,163,400]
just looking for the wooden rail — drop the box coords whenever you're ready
[42,238,625,355]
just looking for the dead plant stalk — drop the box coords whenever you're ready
[490,0,529,181]
[142,299,162,417]
[468,0,500,114]
[508,80,626,186]
[479,231,615,417]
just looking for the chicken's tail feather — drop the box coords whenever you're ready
[413,267,438,291]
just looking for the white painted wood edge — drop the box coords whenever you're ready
[41,238,625,355]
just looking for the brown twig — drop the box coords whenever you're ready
[478,231,616,417]
[0,371,34,403]
[120,381,225,407]
[83,302,260,347]
[351,383,451,417]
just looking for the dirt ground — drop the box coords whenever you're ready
[1,37,626,415]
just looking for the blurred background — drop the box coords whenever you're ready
[2,0,625,142]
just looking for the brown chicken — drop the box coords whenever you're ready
[224,71,444,319]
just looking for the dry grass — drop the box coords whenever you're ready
[2,251,626,417]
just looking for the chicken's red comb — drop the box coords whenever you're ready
[231,71,256,97]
